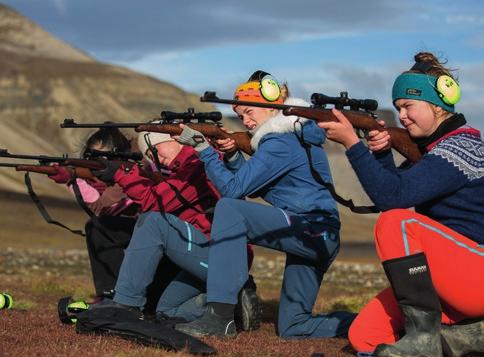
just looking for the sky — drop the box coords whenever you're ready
[4,0,484,131]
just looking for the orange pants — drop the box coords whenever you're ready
[349,209,484,352]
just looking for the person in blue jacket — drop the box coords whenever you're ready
[173,70,356,338]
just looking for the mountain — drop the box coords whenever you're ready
[0,4,213,197]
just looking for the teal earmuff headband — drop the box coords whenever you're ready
[392,73,460,113]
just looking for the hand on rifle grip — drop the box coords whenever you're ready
[366,120,391,153]
[174,124,210,153]
[47,164,72,184]
[214,127,237,153]
[318,109,360,149]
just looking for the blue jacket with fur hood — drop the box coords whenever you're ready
[198,97,340,229]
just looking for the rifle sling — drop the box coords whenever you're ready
[294,121,379,215]
[24,172,86,236]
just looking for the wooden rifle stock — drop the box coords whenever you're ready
[15,165,58,175]
[136,123,254,155]
[15,165,98,181]
[283,107,422,163]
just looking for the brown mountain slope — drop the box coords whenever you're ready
[0,4,213,197]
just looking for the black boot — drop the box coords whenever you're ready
[441,318,484,357]
[175,302,236,338]
[374,253,443,357]
[235,275,263,331]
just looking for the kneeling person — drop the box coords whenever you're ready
[92,131,262,330]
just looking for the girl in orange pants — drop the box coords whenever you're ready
[318,51,484,357]
[349,209,484,354]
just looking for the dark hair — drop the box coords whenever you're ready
[81,125,131,158]
[407,52,456,79]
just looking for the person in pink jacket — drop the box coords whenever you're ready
[48,127,180,309]
[92,130,261,328]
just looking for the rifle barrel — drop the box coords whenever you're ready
[201,92,305,110]
[0,149,68,163]
[0,163,21,168]
[61,119,143,128]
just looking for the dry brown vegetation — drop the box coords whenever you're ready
[0,193,387,356]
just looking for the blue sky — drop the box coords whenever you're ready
[4,0,484,131]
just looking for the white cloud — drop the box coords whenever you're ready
[445,15,484,25]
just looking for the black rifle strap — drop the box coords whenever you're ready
[294,120,379,214]
[24,172,85,236]
[70,177,96,219]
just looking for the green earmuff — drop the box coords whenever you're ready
[259,75,281,102]
[436,75,461,105]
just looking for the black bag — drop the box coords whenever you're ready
[75,305,216,355]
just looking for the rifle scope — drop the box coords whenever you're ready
[311,92,378,111]
[160,108,222,123]
[83,149,143,161]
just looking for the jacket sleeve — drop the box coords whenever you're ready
[113,165,198,213]
[345,141,468,210]
[224,151,247,172]
[68,180,133,216]
[85,184,132,216]
[198,136,295,198]
[373,149,398,173]
[67,179,100,203]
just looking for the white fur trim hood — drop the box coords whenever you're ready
[250,97,310,151]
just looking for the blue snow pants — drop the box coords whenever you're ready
[206,198,356,338]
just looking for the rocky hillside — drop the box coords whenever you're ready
[0,4,213,197]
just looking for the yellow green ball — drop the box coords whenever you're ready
[67,300,89,313]
[0,293,13,309]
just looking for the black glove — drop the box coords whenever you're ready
[91,159,123,184]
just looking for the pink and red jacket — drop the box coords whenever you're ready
[113,146,220,238]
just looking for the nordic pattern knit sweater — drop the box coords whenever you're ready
[346,127,484,245]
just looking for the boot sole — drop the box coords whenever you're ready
[235,288,263,331]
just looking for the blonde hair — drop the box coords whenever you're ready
[279,82,290,102]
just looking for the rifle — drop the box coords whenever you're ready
[0,163,98,181]
[200,91,422,163]
[60,108,223,129]
[0,149,105,170]
[61,116,254,156]
[0,153,165,185]
[135,123,253,155]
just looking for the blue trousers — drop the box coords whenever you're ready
[114,212,209,320]
[207,198,355,338]
[156,271,206,321]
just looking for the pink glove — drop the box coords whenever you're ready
[48,165,72,184]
